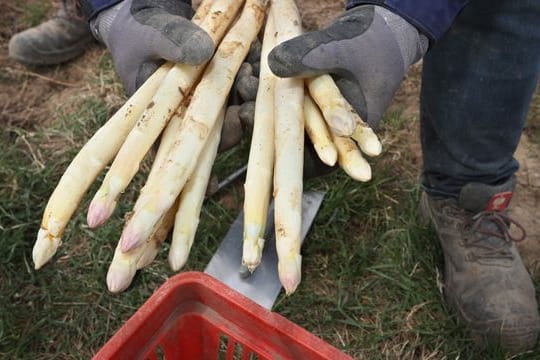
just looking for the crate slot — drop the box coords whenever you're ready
[218,334,228,360]
[155,345,165,360]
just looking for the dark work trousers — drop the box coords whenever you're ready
[420,0,540,198]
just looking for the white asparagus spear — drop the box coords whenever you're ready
[119,0,269,253]
[307,74,383,155]
[32,0,215,270]
[135,202,177,270]
[168,107,225,271]
[32,63,172,270]
[303,93,338,166]
[130,100,190,268]
[351,124,382,157]
[272,0,305,295]
[192,0,213,24]
[105,205,177,293]
[139,105,224,272]
[332,133,372,182]
[142,103,189,196]
[306,74,359,137]
[105,104,189,292]
[87,0,245,228]
[242,11,277,272]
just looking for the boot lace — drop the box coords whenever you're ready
[463,211,526,260]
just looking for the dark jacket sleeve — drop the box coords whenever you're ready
[346,0,470,41]
[79,0,193,20]
[79,0,122,20]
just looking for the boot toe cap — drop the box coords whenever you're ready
[8,20,93,66]
[454,290,540,354]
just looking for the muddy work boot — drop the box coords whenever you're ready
[8,0,93,66]
[419,177,540,354]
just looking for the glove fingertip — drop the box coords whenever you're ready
[268,39,320,78]
[167,30,215,65]
[268,44,297,77]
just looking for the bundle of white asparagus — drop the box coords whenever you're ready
[242,0,381,294]
[32,0,381,295]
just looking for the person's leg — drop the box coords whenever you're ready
[421,1,540,197]
[8,0,94,66]
[419,0,540,354]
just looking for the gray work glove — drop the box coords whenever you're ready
[268,5,428,128]
[90,0,214,95]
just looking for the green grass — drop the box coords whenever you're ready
[0,89,251,358]
[16,0,52,27]
[2,92,540,360]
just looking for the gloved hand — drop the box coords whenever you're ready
[268,5,429,128]
[90,0,214,95]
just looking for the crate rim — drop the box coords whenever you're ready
[93,271,352,360]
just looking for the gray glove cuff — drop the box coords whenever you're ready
[89,2,123,46]
[376,6,428,70]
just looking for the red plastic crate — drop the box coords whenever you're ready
[93,271,353,360]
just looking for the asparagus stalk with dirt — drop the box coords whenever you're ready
[106,105,189,293]
[119,0,269,253]
[303,93,338,166]
[307,74,382,158]
[107,106,188,289]
[332,133,372,182]
[87,0,245,228]
[272,0,305,295]
[306,73,381,168]
[351,124,382,157]
[306,75,359,137]
[168,107,225,271]
[135,201,178,270]
[32,0,216,269]
[106,199,178,293]
[242,10,277,272]
[32,63,172,270]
